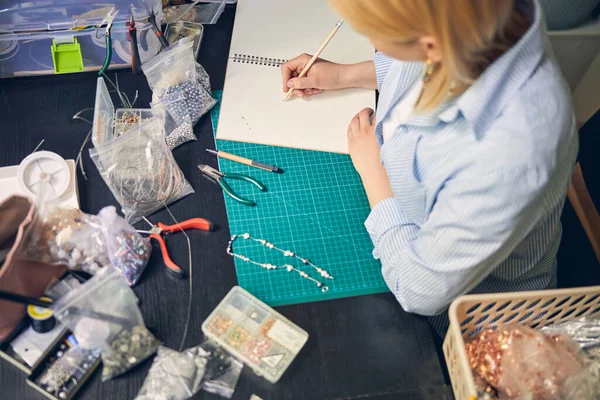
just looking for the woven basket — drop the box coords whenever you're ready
[443,286,600,400]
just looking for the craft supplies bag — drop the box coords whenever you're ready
[89,119,194,224]
[98,206,151,286]
[466,323,599,399]
[51,268,160,381]
[151,91,196,150]
[135,342,236,400]
[0,196,66,340]
[143,38,215,126]
[19,206,110,275]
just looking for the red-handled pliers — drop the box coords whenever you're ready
[138,217,213,278]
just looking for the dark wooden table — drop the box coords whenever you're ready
[0,6,452,400]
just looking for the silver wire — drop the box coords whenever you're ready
[162,203,193,352]
[31,139,44,153]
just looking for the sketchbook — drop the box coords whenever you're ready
[215,0,376,154]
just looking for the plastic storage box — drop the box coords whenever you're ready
[92,77,154,147]
[202,286,309,383]
[165,21,204,59]
[443,286,600,400]
[0,0,162,78]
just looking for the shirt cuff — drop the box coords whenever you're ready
[365,197,414,257]
[374,52,394,91]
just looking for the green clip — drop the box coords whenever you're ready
[51,38,84,74]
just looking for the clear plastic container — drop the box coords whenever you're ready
[92,77,153,147]
[165,21,204,59]
[0,0,162,78]
[114,109,154,137]
[202,286,308,383]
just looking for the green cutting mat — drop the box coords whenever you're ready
[211,90,387,306]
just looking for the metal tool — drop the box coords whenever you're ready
[137,217,213,278]
[128,14,143,74]
[149,8,170,49]
[199,165,267,207]
[98,7,119,76]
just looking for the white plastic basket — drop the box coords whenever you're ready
[443,286,600,400]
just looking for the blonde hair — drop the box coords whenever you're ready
[329,0,528,112]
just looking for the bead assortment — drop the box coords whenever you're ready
[202,287,309,383]
[165,123,195,150]
[225,326,251,350]
[207,313,233,336]
[102,325,161,381]
[111,231,152,286]
[22,208,109,275]
[227,233,333,292]
[34,335,100,400]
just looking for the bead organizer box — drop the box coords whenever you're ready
[26,333,101,400]
[202,286,308,383]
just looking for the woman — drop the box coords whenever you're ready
[281,0,578,334]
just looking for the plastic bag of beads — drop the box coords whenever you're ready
[135,342,233,400]
[542,317,600,390]
[151,92,196,150]
[98,206,151,286]
[89,119,194,224]
[465,324,598,399]
[51,268,160,381]
[201,356,243,399]
[19,206,110,275]
[195,62,212,92]
[143,38,216,126]
[143,38,196,90]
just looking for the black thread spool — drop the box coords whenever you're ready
[27,297,56,333]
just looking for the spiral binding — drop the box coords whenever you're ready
[231,54,288,67]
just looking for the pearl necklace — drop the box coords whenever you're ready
[227,233,334,293]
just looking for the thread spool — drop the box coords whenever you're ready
[27,298,56,334]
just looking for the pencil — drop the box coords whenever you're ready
[206,149,284,173]
[282,19,344,102]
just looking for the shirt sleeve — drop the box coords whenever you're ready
[364,165,550,316]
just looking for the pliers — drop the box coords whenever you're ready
[199,165,267,207]
[98,8,119,76]
[138,217,213,278]
[127,15,143,74]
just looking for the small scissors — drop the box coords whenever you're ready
[137,217,213,278]
[199,165,267,206]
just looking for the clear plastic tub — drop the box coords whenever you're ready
[92,77,153,147]
[0,0,162,78]
[114,109,154,137]
[165,22,204,59]
[202,286,308,383]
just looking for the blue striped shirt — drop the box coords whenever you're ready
[365,0,578,333]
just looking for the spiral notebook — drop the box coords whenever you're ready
[216,0,376,154]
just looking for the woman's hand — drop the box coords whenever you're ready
[281,55,378,98]
[347,108,394,207]
[281,54,345,98]
[347,108,381,176]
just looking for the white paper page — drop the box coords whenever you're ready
[216,0,376,154]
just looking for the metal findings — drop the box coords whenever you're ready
[227,233,333,292]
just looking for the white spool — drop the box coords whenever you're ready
[17,151,71,201]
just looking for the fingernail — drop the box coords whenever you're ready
[287,79,294,88]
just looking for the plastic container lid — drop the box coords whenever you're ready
[0,0,159,33]
[202,286,309,383]
[92,77,115,147]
